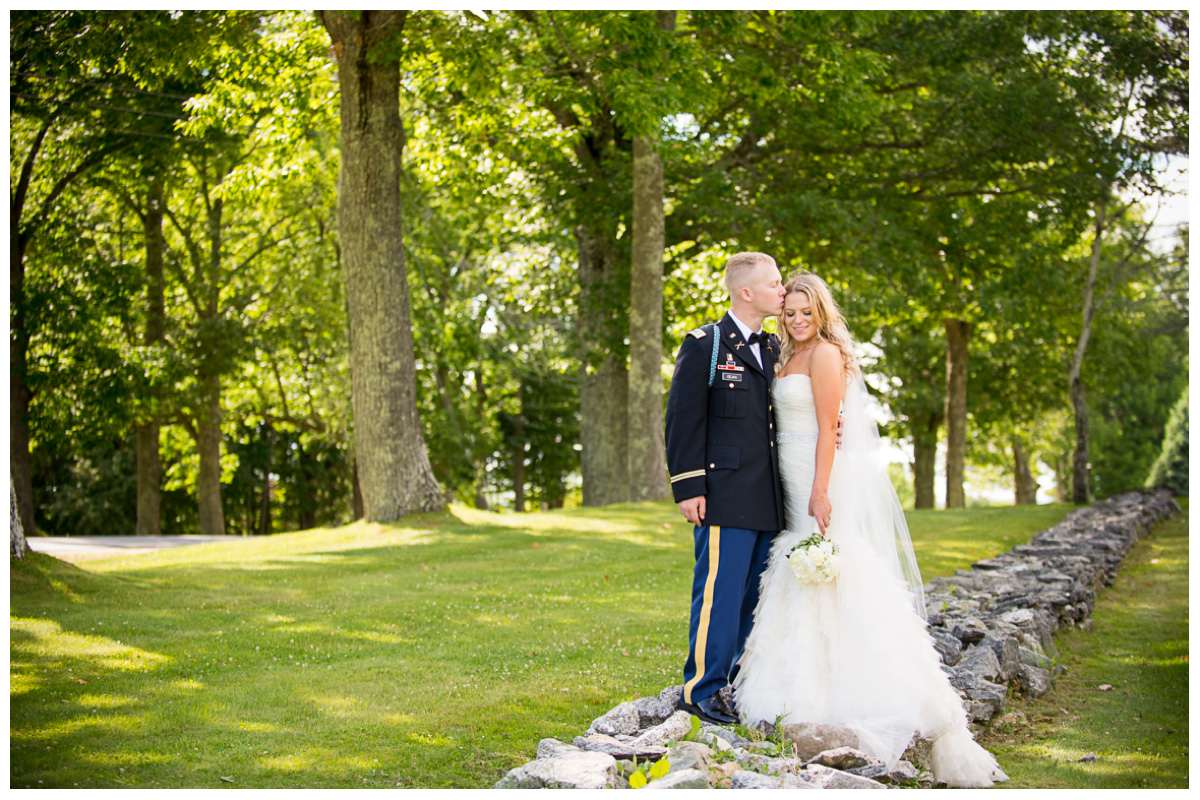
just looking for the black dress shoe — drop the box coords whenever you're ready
[677,694,737,726]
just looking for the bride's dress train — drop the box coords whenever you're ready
[733,374,1007,788]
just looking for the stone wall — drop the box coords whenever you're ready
[925,489,1178,723]
[495,489,1178,789]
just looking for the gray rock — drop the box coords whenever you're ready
[901,735,933,771]
[1015,663,1052,697]
[664,743,710,775]
[536,738,580,759]
[966,699,1000,723]
[495,751,622,789]
[929,628,964,665]
[698,732,733,752]
[730,771,785,789]
[847,762,891,782]
[573,734,667,760]
[744,755,802,775]
[781,772,823,789]
[747,719,776,739]
[707,727,738,745]
[590,701,641,737]
[806,745,875,771]
[632,710,693,749]
[640,768,711,789]
[631,694,676,728]
[1020,642,1054,670]
[888,760,921,783]
[950,616,990,645]
[978,633,1022,681]
[803,763,888,789]
[780,721,860,761]
[957,642,1002,681]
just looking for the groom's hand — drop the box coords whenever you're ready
[679,496,706,526]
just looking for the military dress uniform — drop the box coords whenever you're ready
[664,312,785,715]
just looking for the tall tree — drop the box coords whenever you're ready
[1041,11,1188,502]
[627,10,677,503]
[317,10,444,521]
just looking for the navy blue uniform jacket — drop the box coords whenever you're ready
[665,312,786,532]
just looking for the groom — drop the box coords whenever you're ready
[665,251,786,726]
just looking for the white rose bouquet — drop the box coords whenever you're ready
[786,532,839,584]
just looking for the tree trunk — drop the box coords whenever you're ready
[320,10,444,522]
[1070,376,1092,503]
[136,177,165,536]
[10,231,35,538]
[195,371,226,536]
[577,225,629,507]
[628,135,671,503]
[11,473,28,559]
[1056,453,1075,503]
[911,409,940,510]
[258,423,273,536]
[296,438,317,530]
[943,318,970,508]
[1012,436,1038,505]
[626,13,674,505]
[512,385,526,513]
[351,457,364,521]
[1068,196,1107,505]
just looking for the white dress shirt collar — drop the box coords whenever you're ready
[727,308,763,368]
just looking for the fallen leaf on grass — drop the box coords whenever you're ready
[529,543,540,548]
[1077,754,1098,763]
[1098,684,1114,691]
[220,777,235,783]
[75,679,87,684]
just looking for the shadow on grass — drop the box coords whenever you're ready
[12,499,1080,788]
[10,502,692,788]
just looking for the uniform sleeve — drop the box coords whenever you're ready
[665,334,709,503]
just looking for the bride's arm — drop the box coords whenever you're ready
[809,343,844,535]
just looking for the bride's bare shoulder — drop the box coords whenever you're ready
[811,341,842,364]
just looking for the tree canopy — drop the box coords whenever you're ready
[10,10,1187,543]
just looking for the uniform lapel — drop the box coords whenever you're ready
[719,313,765,376]
[762,332,779,383]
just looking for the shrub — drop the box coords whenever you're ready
[1145,387,1188,495]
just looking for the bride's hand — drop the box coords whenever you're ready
[809,492,832,535]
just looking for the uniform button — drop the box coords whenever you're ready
[709,463,715,468]
[770,442,774,447]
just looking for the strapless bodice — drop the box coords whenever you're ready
[771,374,820,532]
[772,374,820,443]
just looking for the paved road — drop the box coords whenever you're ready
[26,536,246,561]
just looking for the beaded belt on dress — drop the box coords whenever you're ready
[776,431,819,444]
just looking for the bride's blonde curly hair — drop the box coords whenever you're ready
[775,271,858,377]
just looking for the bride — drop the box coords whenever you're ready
[732,272,1008,788]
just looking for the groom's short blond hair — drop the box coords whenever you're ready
[724,252,776,296]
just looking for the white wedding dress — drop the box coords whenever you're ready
[733,373,1008,788]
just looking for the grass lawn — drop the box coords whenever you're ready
[978,498,1189,789]
[11,500,1078,788]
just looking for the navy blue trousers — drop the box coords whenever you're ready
[681,525,776,706]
